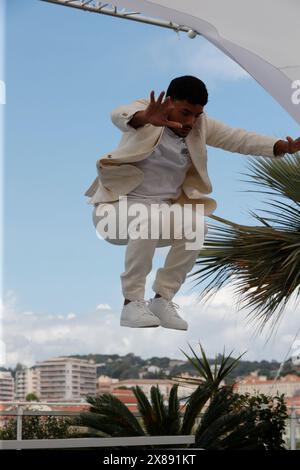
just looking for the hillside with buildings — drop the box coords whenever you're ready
[0,353,300,405]
[68,353,299,382]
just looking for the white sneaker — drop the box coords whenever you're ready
[148,297,188,331]
[120,300,161,328]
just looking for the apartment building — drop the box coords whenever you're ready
[15,367,40,401]
[235,373,300,397]
[36,357,97,402]
[0,371,14,401]
[105,377,199,400]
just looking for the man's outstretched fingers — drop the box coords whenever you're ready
[157,91,165,103]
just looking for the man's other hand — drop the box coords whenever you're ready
[274,136,300,156]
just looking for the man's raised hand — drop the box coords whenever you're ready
[274,135,300,156]
[143,91,183,129]
[286,136,300,153]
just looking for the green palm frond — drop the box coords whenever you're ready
[196,385,235,432]
[165,384,181,435]
[133,385,155,435]
[199,411,260,450]
[219,421,263,450]
[189,154,300,331]
[133,385,181,436]
[150,385,168,426]
[180,384,211,435]
[243,153,300,203]
[176,343,244,392]
[75,412,125,437]
[176,344,244,435]
[133,385,166,435]
[195,386,260,450]
[76,394,145,437]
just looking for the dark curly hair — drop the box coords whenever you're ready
[166,75,208,106]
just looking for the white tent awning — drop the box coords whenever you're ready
[109,0,300,126]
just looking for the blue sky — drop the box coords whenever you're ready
[2,0,300,366]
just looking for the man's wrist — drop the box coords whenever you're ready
[128,110,149,129]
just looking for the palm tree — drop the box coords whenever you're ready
[71,344,287,450]
[177,344,244,436]
[190,154,300,331]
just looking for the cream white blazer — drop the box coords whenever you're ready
[84,98,280,215]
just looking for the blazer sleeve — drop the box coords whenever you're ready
[110,99,149,133]
[205,116,284,158]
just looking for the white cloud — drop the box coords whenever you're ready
[23,311,35,317]
[1,286,300,368]
[0,340,6,367]
[145,34,249,88]
[67,313,77,320]
[96,304,112,311]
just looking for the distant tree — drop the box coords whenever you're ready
[148,357,170,368]
[143,372,167,380]
[25,393,39,402]
[119,366,140,380]
[281,360,300,377]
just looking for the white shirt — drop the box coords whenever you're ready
[127,126,192,201]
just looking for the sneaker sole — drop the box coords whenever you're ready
[120,322,160,328]
[160,323,188,331]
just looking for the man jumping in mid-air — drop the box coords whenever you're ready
[85,75,300,331]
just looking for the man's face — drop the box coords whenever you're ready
[167,99,204,137]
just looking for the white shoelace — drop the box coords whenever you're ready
[165,300,181,318]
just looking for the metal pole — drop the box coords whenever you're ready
[39,0,200,37]
[290,408,296,450]
[16,405,23,441]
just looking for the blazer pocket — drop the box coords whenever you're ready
[98,163,144,194]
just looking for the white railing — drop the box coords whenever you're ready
[0,436,195,450]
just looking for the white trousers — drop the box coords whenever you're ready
[92,197,208,301]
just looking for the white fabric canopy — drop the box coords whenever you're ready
[112,0,300,125]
